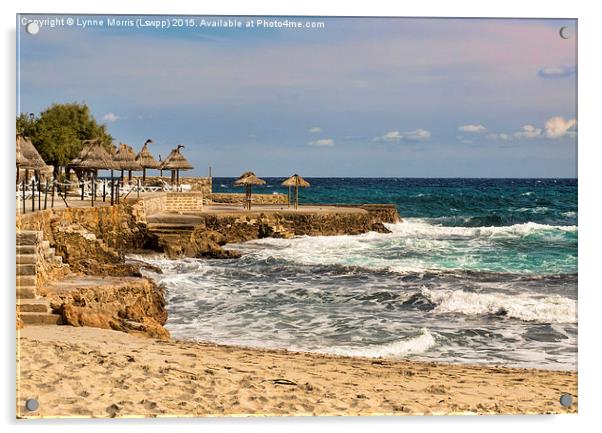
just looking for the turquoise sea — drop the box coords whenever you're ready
[140,178,578,370]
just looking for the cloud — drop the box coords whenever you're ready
[404,129,431,141]
[481,117,579,141]
[514,124,542,139]
[374,131,403,142]
[458,124,487,133]
[544,116,577,138]
[308,138,334,147]
[457,135,473,144]
[308,127,322,133]
[538,65,576,79]
[486,133,512,141]
[102,112,120,122]
[373,129,431,142]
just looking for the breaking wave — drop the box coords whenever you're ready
[324,328,437,358]
[418,288,577,324]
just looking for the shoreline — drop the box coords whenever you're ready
[17,325,578,418]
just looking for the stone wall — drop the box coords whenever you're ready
[209,192,288,205]
[133,175,212,196]
[16,203,149,253]
[164,192,204,213]
[132,194,166,222]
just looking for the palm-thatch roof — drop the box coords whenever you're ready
[234,171,267,186]
[161,145,193,170]
[70,139,117,170]
[136,139,160,169]
[16,133,51,170]
[114,143,142,171]
[281,174,310,188]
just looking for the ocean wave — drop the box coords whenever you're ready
[229,219,577,275]
[386,219,577,238]
[323,328,437,358]
[420,288,577,324]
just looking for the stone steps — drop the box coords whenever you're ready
[16,263,36,276]
[19,312,62,326]
[16,230,66,326]
[147,223,196,233]
[16,275,36,287]
[16,245,36,255]
[16,253,36,264]
[17,298,50,313]
[16,287,36,299]
[16,231,41,245]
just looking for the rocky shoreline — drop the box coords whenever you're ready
[16,196,401,339]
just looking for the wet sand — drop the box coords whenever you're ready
[16,325,577,418]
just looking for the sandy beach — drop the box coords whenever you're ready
[17,325,577,418]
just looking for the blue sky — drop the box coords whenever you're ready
[17,16,577,177]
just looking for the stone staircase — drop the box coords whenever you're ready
[16,231,63,326]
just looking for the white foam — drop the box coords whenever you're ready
[323,328,437,358]
[422,288,577,324]
[229,219,576,275]
[386,219,577,238]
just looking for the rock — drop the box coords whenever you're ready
[370,222,391,233]
[49,277,169,339]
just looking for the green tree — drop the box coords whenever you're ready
[16,102,113,168]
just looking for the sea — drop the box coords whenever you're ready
[138,178,578,370]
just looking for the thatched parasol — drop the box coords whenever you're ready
[135,139,160,182]
[70,139,116,172]
[161,145,193,187]
[281,174,310,209]
[16,133,52,182]
[114,143,142,182]
[234,171,266,210]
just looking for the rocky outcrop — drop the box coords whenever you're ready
[148,206,400,259]
[47,276,169,339]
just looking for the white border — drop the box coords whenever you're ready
[2,1,600,432]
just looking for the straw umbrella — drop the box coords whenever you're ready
[16,133,52,181]
[161,145,193,188]
[70,139,118,203]
[234,171,266,210]
[114,143,142,183]
[70,139,117,174]
[281,174,310,210]
[135,139,160,182]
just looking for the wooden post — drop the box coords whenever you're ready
[142,167,146,182]
[81,179,84,200]
[110,179,114,205]
[44,179,48,210]
[137,179,140,199]
[176,169,180,189]
[31,178,35,212]
[116,180,120,204]
[103,180,106,202]
[38,175,41,211]
[22,179,26,214]
[51,180,55,208]
[248,184,252,211]
[91,174,95,207]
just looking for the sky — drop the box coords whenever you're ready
[17,15,577,177]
